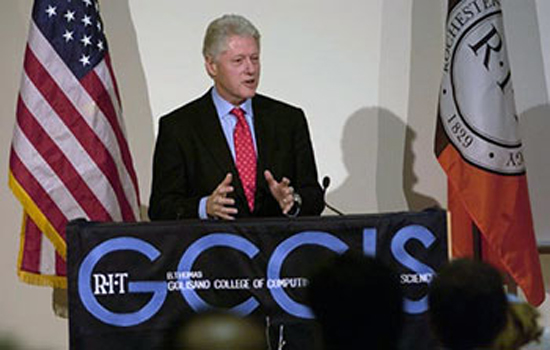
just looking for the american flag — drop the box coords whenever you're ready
[9,0,140,288]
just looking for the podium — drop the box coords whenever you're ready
[67,210,447,350]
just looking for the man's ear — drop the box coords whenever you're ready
[204,56,217,78]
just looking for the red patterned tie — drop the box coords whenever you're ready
[231,107,257,211]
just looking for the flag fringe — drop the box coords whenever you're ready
[16,213,67,288]
[9,170,67,258]
[17,270,67,289]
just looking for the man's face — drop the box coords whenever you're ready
[206,35,260,105]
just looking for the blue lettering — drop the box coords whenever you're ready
[363,228,377,256]
[391,225,436,314]
[78,237,167,327]
[177,233,260,315]
[267,231,348,319]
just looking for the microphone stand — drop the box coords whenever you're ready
[322,176,345,216]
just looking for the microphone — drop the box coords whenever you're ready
[322,176,331,192]
[322,176,345,216]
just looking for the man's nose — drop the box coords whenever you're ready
[244,58,257,73]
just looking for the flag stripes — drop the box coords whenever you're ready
[9,0,140,287]
[26,22,139,217]
[17,214,66,287]
[22,53,131,222]
[16,96,113,221]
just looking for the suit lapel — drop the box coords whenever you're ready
[194,91,250,213]
[195,93,235,173]
[252,95,276,214]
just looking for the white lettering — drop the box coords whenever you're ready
[93,274,108,295]
[400,273,434,284]
[92,272,129,295]
[266,278,309,289]
[213,279,250,290]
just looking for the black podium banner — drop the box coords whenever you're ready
[67,210,447,350]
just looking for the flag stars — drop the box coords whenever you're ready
[80,34,92,47]
[64,10,76,22]
[62,29,74,42]
[45,5,57,17]
[96,21,102,31]
[97,40,104,51]
[82,14,92,26]
[83,0,93,7]
[79,54,91,66]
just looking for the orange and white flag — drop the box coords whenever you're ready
[435,0,545,305]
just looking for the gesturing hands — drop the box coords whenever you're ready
[207,171,298,219]
[206,173,238,220]
[264,170,296,215]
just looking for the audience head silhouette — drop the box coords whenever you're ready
[164,310,266,350]
[428,258,508,350]
[307,251,404,350]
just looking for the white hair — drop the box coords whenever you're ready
[203,14,261,60]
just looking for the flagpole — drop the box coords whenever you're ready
[472,223,482,261]
[446,211,453,260]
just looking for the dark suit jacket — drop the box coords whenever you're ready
[148,90,324,220]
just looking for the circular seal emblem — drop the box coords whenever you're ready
[439,2,524,175]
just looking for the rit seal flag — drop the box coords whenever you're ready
[439,0,522,174]
[435,0,544,305]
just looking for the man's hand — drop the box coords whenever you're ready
[264,170,295,214]
[206,173,238,220]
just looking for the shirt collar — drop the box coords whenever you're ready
[211,86,253,121]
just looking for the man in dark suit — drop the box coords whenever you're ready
[148,14,324,220]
